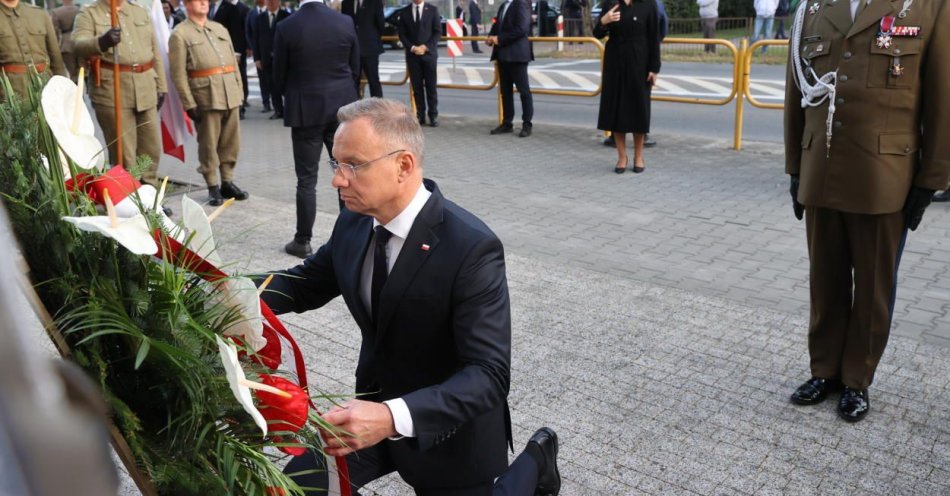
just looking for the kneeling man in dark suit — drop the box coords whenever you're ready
[262,98,561,495]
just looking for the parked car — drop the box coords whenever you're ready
[383,4,448,50]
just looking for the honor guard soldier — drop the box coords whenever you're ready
[0,0,66,101]
[785,0,950,422]
[169,0,249,207]
[73,0,166,185]
[49,0,80,81]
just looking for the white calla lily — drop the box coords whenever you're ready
[62,188,158,256]
[220,277,267,352]
[41,75,106,171]
[217,336,268,437]
[181,195,222,267]
[113,184,158,218]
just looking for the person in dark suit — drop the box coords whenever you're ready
[273,0,359,258]
[342,0,385,98]
[468,0,483,52]
[487,0,533,137]
[262,97,561,496]
[396,0,440,127]
[251,0,289,119]
[561,0,585,37]
[213,0,251,118]
[246,0,270,111]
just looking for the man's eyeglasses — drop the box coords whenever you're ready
[329,149,405,179]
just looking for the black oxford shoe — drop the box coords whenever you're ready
[221,181,249,201]
[933,190,950,202]
[518,124,532,138]
[490,123,513,135]
[790,377,842,405]
[529,427,560,496]
[284,240,312,259]
[207,186,224,207]
[838,387,870,423]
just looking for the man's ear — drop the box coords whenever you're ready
[396,151,417,181]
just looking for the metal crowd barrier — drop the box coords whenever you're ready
[377,35,791,150]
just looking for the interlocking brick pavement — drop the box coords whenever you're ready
[107,111,950,494]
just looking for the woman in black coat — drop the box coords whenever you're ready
[594,0,661,173]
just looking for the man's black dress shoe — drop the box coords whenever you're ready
[490,124,513,135]
[220,181,249,201]
[269,112,282,120]
[261,104,272,113]
[419,117,426,125]
[239,107,246,120]
[429,118,439,127]
[528,427,561,496]
[933,190,950,202]
[518,124,532,138]
[838,387,870,422]
[207,186,224,207]
[284,239,312,259]
[603,135,615,147]
[162,206,173,216]
[790,377,842,405]
[644,135,657,148]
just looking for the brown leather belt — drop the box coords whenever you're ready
[1,63,47,74]
[188,65,235,78]
[100,60,155,73]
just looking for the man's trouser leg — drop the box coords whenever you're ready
[134,106,162,185]
[422,57,438,119]
[508,62,532,124]
[284,443,395,495]
[471,23,480,51]
[406,55,427,119]
[257,60,271,107]
[361,54,383,98]
[806,207,906,389]
[498,62,514,125]
[290,123,335,244]
[94,104,161,184]
[215,107,241,183]
[196,108,229,187]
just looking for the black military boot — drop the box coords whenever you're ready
[220,181,249,201]
[208,185,224,207]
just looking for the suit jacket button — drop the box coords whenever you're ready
[835,97,844,105]
[843,51,852,59]
[904,146,911,153]
[833,121,842,129]
[840,74,849,82]
[894,48,901,55]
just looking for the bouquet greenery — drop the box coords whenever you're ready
[0,74,339,495]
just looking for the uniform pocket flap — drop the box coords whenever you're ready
[879,132,919,155]
[869,38,922,56]
[802,41,830,60]
[191,76,211,88]
[801,132,813,150]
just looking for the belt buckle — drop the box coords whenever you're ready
[131,63,141,72]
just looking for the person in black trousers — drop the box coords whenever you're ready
[213,0,250,119]
[487,0,534,137]
[342,0,385,97]
[397,0,440,127]
[273,0,359,258]
[469,0,483,52]
[251,0,289,119]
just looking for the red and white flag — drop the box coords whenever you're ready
[150,0,194,162]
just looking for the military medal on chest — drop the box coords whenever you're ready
[808,2,820,14]
[876,16,895,48]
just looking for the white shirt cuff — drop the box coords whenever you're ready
[383,398,415,439]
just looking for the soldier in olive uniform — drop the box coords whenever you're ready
[49,0,80,81]
[73,0,166,185]
[0,0,66,101]
[168,0,249,207]
[785,0,950,422]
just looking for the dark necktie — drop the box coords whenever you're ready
[371,226,393,323]
[269,12,274,29]
[415,5,421,23]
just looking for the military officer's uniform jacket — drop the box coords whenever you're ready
[0,1,66,99]
[784,0,950,214]
[72,0,166,111]
[168,18,243,112]
[50,4,79,54]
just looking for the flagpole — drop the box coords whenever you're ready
[110,0,123,167]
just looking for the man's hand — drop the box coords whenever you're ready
[98,28,122,52]
[255,60,263,70]
[646,71,657,87]
[485,35,498,46]
[321,399,397,457]
[790,175,804,220]
[156,92,166,111]
[186,107,202,124]
[904,187,935,231]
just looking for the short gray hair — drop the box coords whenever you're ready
[337,98,424,164]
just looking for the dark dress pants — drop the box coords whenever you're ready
[265,59,284,114]
[470,23,480,51]
[497,61,532,126]
[361,54,383,98]
[238,53,249,104]
[284,443,538,495]
[259,61,275,109]
[805,207,907,389]
[290,123,337,244]
[407,53,438,120]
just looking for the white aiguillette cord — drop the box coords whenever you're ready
[790,0,916,158]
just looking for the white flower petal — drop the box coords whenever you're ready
[220,277,266,352]
[62,214,158,255]
[181,195,221,267]
[41,76,105,171]
[216,336,268,437]
[114,185,158,218]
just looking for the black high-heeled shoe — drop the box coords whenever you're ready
[614,166,626,174]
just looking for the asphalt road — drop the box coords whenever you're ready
[375,54,786,144]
